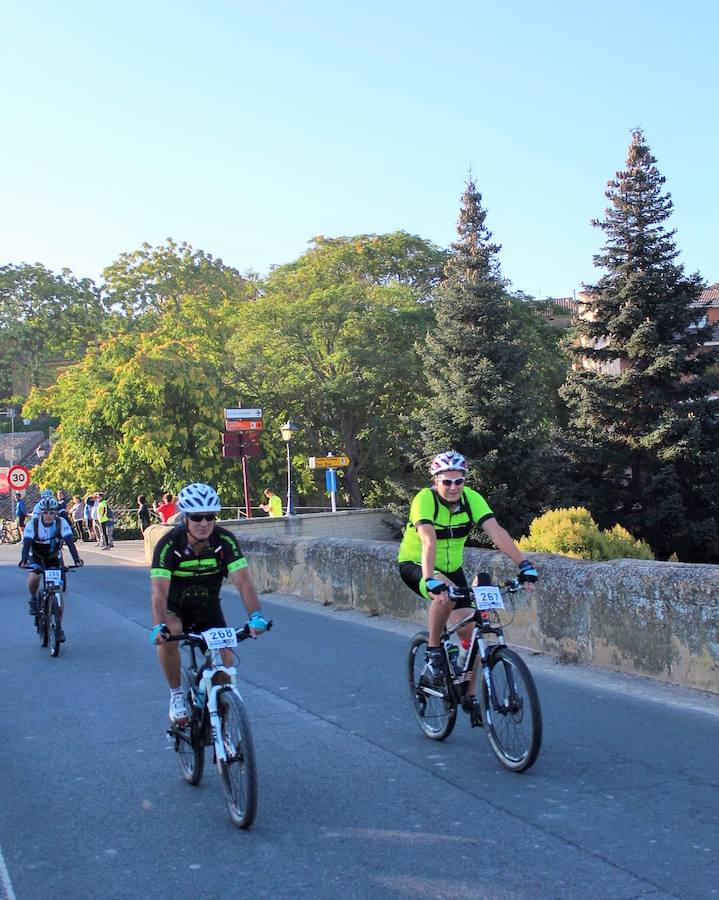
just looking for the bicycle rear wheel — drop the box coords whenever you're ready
[174,667,205,785]
[217,689,257,829]
[480,647,542,772]
[48,595,62,657]
[407,631,457,741]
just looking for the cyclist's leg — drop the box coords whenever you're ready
[157,610,184,689]
[27,567,41,613]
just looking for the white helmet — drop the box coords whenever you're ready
[39,497,59,512]
[40,488,54,499]
[177,482,222,514]
[429,450,468,476]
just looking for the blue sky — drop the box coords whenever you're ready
[2,0,717,297]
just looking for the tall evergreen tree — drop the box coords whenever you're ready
[422,178,553,535]
[561,129,719,561]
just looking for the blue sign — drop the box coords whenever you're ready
[325,468,337,493]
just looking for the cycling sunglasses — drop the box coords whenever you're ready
[187,513,216,523]
[439,477,465,487]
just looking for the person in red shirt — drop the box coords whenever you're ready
[156,493,178,523]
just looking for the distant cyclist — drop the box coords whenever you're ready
[19,497,84,626]
[149,482,268,725]
[397,451,537,715]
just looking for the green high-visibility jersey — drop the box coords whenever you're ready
[397,486,494,573]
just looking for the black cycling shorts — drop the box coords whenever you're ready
[398,562,473,608]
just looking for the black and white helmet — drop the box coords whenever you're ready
[39,497,60,512]
[429,450,468,476]
[177,482,221,514]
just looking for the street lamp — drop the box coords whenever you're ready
[280,420,300,516]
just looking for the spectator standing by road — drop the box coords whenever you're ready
[13,493,26,529]
[259,488,283,517]
[156,493,177,523]
[137,495,151,533]
[69,495,85,541]
[90,494,104,546]
[84,495,95,543]
[105,500,115,548]
[96,492,110,549]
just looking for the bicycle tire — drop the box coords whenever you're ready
[407,631,457,741]
[217,689,257,829]
[48,595,61,657]
[174,667,205,785]
[37,592,48,648]
[480,646,542,772]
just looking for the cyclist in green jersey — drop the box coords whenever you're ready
[397,451,537,709]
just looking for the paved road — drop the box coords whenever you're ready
[1,542,718,900]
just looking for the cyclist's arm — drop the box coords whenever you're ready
[150,575,171,626]
[415,522,438,581]
[481,517,525,566]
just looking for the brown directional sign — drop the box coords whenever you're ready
[238,443,262,457]
[222,431,243,447]
[222,445,243,458]
[225,419,264,432]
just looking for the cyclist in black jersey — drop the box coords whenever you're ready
[150,482,268,724]
[398,451,538,709]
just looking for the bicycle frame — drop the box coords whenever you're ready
[185,644,244,765]
[429,587,516,728]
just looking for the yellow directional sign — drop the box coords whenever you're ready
[308,455,350,469]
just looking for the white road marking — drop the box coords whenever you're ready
[0,843,17,900]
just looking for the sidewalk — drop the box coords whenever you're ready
[81,539,147,566]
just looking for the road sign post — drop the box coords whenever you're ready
[221,407,264,517]
[325,468,338,512]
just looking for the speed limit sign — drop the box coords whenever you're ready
[7,465,30,491]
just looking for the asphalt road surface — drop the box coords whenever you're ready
[1,542,718,900]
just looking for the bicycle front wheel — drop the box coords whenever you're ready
[48,595,62,657]
[407,631,457,741]
[174,667,205,785]
[37,593,48,647]
[480,647,542,772]
[217,690,257,829]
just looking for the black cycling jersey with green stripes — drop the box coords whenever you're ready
[397,486,494,573]
[150,525,248,608]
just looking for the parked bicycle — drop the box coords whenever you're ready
[407,577,542,772]
[0,517,21,544]
[165,621,272,829]
[28,561,79,657]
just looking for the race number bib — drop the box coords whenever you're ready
[472,585,505,610]
[202,627,238,649]
[45,569,63,586]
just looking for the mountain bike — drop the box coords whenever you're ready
[0,517,21,544]
[407,578,542,772]
[166,622,272,829]
[28,562,79,658]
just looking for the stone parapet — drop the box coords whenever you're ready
[237,534,719,693]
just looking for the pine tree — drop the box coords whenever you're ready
[561,129,719,561]
[422,177,554,535]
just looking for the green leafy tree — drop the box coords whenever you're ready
[228,232,446,507]
[0,264,107,392]
[23,331,246,503]
[102,239,253,323]
[422,178,555,534]
[561,129,719,561]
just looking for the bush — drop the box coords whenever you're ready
[518,507,654,561]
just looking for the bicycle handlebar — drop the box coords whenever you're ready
[445,578,522,600]
[165,621,274,645]
[23,563,82,573]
